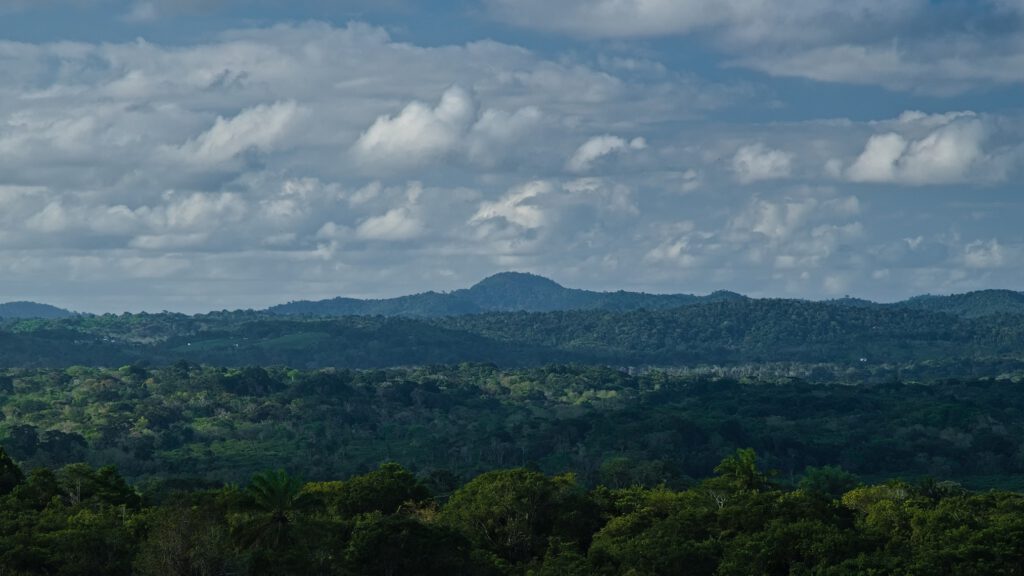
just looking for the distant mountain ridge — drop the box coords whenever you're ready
[266,272,748,317]
[5,275,1024,320]
[898,289,1024,318]
[0,301,73,319]
[267,272,1024,319]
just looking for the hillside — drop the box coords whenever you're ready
[267,272,1024,319]
[2,297,1024,369]
[0,301,73,319]
[899,289,1024,317]
[266,272,742,317]
[7,366,1024,575]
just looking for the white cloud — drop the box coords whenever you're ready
[356,183,425,241]
[846,133,909,183]
[643,190,865,277]
[130,233,209,250]
[732,143,793,184]
[172,101,303,167]
[25,201,71,233]
[963,239,1005,269]
[0,19,1021,310]
[566,135,646,173]
[352,86,550,171]
[846,114,990,184]
[734,40,1024,95]
[471,181,552,229]
[356,207,424,241]
[467,106,543,166]
[487,0,1024,94]
[353,86,475,168]
[563,177,639,215]
[486,0,918,42]
[157,192,248,232]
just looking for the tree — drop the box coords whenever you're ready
[589,488,719,576]
[0,446,24,495]
[236,469,316,551]
[304,462,430,518]
[135,502,243,576]
[798,465,860,500]
[6,424,39,459]
[441,469,598,566]
[711,448,772,492]
[345,514,474,576]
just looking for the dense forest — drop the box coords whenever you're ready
[266,272,744,316]
[2,447,1023,575]
[4,365,1024,490]
[4,277,1024,573]
[266,273,1024,319]
[5,297,1024,369]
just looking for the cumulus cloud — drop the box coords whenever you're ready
[356,184,426,241]
[172,101,303,167]
[644,189,865,292]
[356,207,424,241]
[352,86,549,172]
[0,18,1020,310]
[471,181,552,229]
[732,143,793,184]
[353,86,476,168]
[467,106,543,166]
[566,135,646,173]
[845,113,991,185]
[469,177,639,237]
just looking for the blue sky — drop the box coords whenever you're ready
[1,0,1022,312]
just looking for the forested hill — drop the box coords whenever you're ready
[4,297,1024,369]
[0,301,73,319]
[899,289,1024,317]
[267,272,1024,318]
[432,298,1024,365]
[6,274,1024,320]
[266,271,746,316]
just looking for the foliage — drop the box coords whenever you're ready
[1,454,1021,575]
[5,365,1024,490]
[8,296,1024,369]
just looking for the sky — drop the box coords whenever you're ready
[1,0,1023,313]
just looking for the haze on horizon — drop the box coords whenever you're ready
[1,0,1023,314]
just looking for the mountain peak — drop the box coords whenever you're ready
[469,272,564,291]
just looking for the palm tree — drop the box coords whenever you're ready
[236,469,317,551]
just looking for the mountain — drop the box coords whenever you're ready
[898,289,1024,318]
[267,272,745,317]
[269,273,1024,319]
[9,295,1024,369]
[0,301,73,319]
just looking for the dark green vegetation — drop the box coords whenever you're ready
[901,289,1024,318]
[2,447,1024,575]
[269,272,1024,319]
[5,277,1024,573]
[6,274,1024,370]
[6,296,1024,368]
[4,365,1024,490]
[0,301,73,320]
[10,273,1024,323]
[267,272,745,316]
